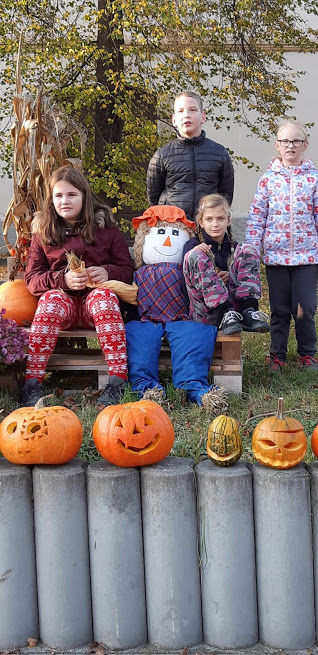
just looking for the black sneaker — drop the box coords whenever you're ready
[21,379,44,406]
[296,355,318,369]
[241,308,270,333]
[219,310,243,335]
[97,375,126,407]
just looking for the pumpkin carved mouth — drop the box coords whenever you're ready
[209,447,242,462]
[118,434,161,454]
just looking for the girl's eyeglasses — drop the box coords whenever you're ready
[277,139,305,147]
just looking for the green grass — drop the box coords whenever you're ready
[0,269,317,465]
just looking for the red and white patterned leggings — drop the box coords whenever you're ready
[25,288,127,382]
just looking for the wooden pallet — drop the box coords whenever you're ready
[158,331,242,393]
[23,328,242,394]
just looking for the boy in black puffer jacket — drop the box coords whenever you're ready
[147,91,234,222]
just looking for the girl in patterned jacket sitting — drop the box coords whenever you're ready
[246,120,318,372]
[182,193,269,335]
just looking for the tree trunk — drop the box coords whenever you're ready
[95,0,124,204]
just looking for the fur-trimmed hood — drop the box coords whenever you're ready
[31,209,106,234]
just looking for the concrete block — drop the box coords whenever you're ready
[253,463,315,648]
[0,461,38,649]
[141,457,202,648]
[307,461,318,639]
[32,460,93,648]
[196,459,258,648]
[214,373,242,394]
[87,461,147,648]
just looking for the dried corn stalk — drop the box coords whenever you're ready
[65,251,138,305]
[3,34,87,277]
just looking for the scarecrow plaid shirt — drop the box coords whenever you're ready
[134,262,189,322]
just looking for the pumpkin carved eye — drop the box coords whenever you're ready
[283,441,304,451]
[258,439,276,448]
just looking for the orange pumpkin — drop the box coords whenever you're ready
[93,399,175,467]
[0,279,38,326]
[0,398,83,465]
[252,397,307,469]
[311,425,318,458]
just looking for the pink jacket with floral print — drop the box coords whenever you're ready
[245,158,318,266]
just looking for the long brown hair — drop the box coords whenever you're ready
[35,166,116,246]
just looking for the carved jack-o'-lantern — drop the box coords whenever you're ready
[207,414,242,466]
[0,398,83,465]
[93,399,175,467]
[311,425,318,458]
[252,397,307,469]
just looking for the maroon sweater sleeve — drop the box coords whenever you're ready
[24,235,68,296]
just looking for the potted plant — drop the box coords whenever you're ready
[0,308,28,393]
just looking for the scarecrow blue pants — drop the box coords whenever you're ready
[125,320,218,405]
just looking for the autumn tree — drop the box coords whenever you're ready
[0,0,317,212]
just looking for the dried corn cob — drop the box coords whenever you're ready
[64,250,138,304]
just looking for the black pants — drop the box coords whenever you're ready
[266,265,318,361]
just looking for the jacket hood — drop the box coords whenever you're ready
[31,210,106,234]
[267,157,316,175]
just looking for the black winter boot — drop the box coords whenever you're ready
[21,379,44,406]
[97,375,126,407]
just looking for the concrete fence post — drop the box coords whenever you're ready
[196,459,258,648]
[32,460,93,649]
[308,462,318,639]
[141,457,202,648]
[253,463,315,648]
[0,460,38,649]
[87,461,147,648]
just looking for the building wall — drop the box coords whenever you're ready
[204,52,318,219]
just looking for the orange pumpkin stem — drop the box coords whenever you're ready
[34,394,54,410]
[277,397,284,420]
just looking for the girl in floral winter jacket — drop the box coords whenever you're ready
[245,120,318,372]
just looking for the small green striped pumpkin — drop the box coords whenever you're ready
[207,415,242,467]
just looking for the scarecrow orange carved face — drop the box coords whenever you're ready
[252,398,307,469]
[0,404,83,465]
[93,400,175,467]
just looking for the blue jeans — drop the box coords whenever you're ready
[125,320,218,405]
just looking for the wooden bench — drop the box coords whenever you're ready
[23,328,242,394]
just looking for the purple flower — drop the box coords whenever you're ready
[0,311,28,368]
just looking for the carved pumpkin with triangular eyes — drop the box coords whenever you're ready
[252,397,307,469]
[93,399,175,467]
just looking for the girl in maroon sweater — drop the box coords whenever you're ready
[21,166,134,406]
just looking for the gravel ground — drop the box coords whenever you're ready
[16,642,318,655]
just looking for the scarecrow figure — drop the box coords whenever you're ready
[125,205,227,412]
